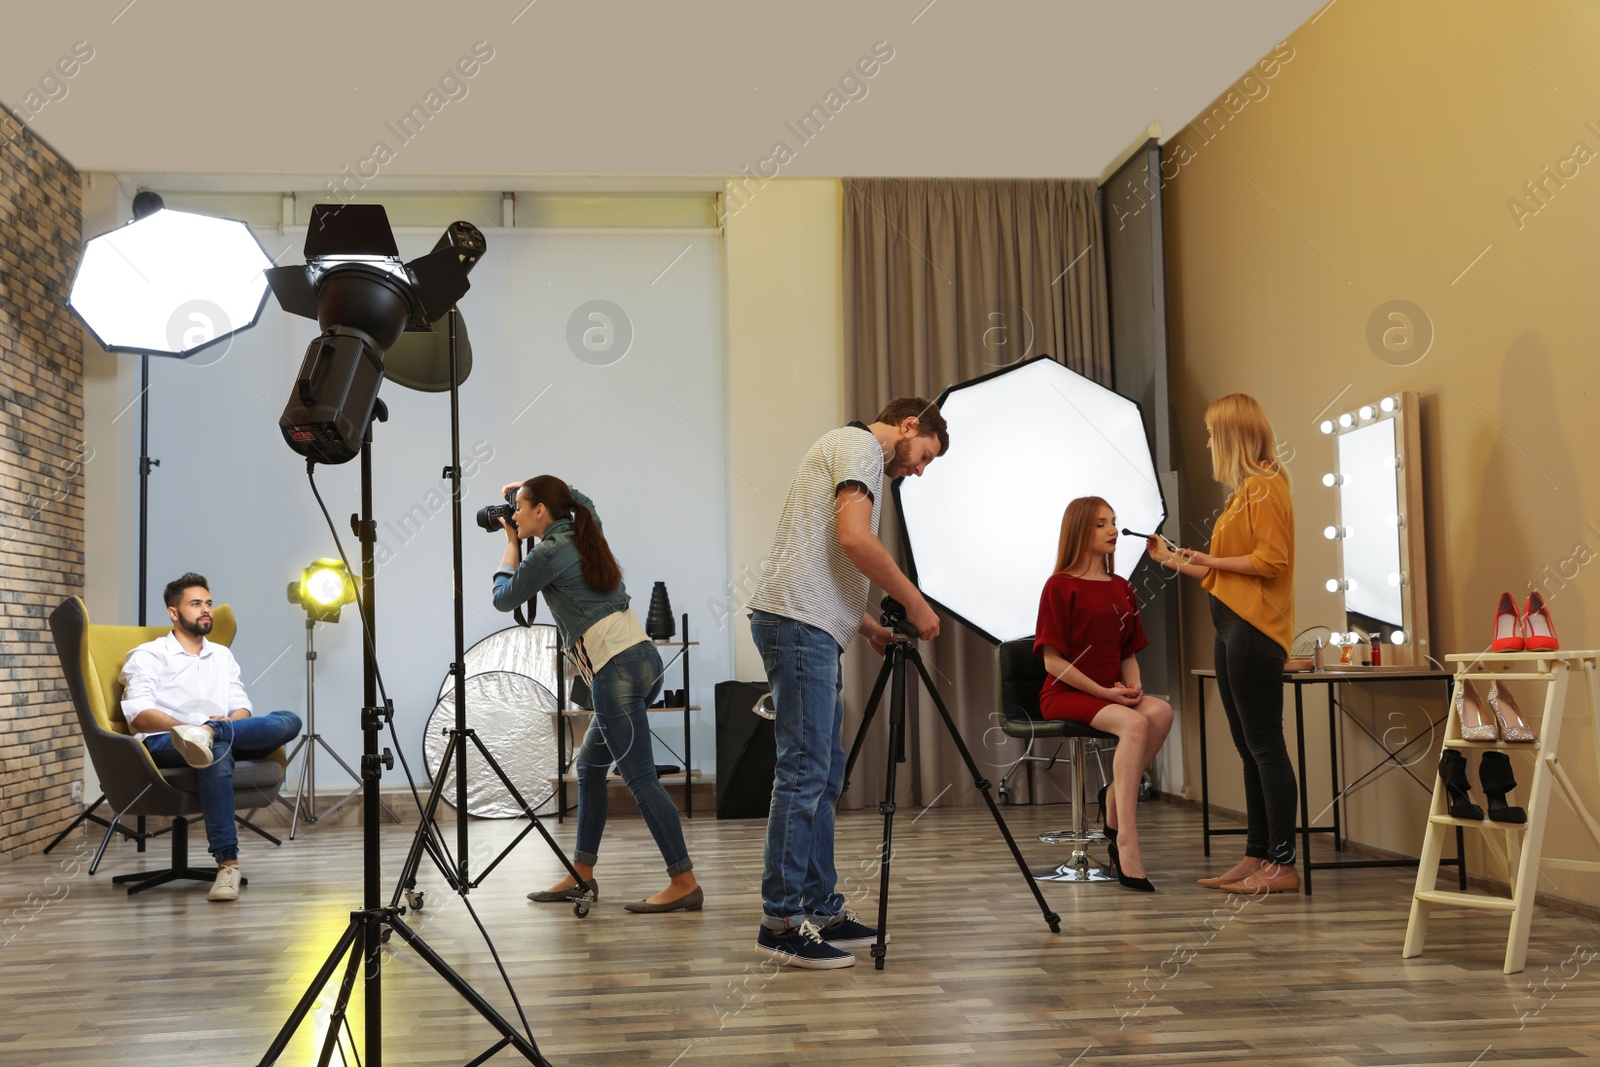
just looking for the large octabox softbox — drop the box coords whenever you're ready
[894,355,1166,644]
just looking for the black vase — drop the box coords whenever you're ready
[645,581,675,641]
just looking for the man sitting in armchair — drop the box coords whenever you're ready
[119,572,302,902]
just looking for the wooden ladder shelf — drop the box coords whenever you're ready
[1403,650,1600,973]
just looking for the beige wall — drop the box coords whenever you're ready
[724,179,847,681]
[1164,0,1600,905]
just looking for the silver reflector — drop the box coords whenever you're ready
[424,671,558,818]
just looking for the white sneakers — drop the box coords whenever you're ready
[169,724,214,768]
[209,865,242,902]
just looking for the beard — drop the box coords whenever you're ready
[886,437,917,477]
[178,614,213,637]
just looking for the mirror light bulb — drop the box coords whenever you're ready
[1387,572,1402,586]
[1359,405,1374,420]
[1322,472,1340,487]
[1329,632,1344,646]
[1380,396,1397,413]
[1319,419,1335,435]
[1391,630,1407,645]
[1326,578,1341,593]
[1338,413,1354,428]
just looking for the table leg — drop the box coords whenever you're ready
[1330,682,1343,852]
[1295,682,1312,895]
[1199,675,1211,857]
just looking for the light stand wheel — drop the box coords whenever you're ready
[406,889,426,912]
[573,901,589,918]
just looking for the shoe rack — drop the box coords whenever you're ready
[551,612,702,821]
[1403,649,1600,974]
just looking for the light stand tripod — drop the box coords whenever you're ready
[842,597,1062,970]
[257,412,551,1067]
[391,306,589,913]
[280,615,399,838]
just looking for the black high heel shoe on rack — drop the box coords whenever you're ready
[1478,752,1527,824]
[1439,750,1483,820]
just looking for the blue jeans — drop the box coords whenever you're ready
[574,641,693,875]
[145,710,303,864]
[750,611,846,931]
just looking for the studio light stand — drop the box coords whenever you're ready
[258,414,550,1067]
[279,606,400,837]
[842,596,1062,970]
[390,305,591,914]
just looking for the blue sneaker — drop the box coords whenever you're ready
[818,909,888,950]
[756,921,855,969]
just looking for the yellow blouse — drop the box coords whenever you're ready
[1201,472,1296,654]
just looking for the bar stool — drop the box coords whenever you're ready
[995,638,1117,883]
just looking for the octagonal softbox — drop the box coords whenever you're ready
[894,355,1165,644]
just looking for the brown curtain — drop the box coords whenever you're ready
[839,177,1110,811]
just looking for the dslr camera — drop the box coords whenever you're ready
[475,487,518,534]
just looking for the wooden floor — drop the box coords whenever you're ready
[2,800,1597,1066]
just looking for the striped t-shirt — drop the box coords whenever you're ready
[748,423,885,649]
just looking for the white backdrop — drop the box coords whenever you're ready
[142,229,730,789]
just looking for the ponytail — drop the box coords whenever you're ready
[520,476,622,594]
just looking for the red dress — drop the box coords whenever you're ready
[1034,573,1150,724]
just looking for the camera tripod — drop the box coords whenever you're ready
[842,598,1062,969]
[391,305,591,916]
[259,415,550,1066]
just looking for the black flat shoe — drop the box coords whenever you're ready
[528,878,598,903]
[1117,870,1156,892]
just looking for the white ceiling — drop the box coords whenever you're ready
[3,1,1321,184]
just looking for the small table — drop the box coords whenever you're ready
[1194,666,1466,895]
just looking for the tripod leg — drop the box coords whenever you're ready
[388,915,552,1066]
[288,734,315,839]
[465,731,586,892]
[842,651,894,797]
[871,649,908,970]
[315,919,368,1067]
[44,795,107,853]
[390,737,465,909]
[910,654,1062,934]
[256,915,363,1066]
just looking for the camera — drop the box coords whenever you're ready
[475,487,518,534]
[879,595,920,639]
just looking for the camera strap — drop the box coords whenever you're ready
[513,537,538,627]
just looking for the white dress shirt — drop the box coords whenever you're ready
[119,632,253,741]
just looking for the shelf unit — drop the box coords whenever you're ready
[1402,649,1600,973]
[553,612,700,820]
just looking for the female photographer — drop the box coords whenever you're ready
[492,476,701,913]
[1035,496,1172,891]
[1146,393,1298,895]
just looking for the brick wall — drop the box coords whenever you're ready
[0,107,85,863]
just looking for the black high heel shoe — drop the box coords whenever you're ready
[1439,750,1483,820]
[1098,784,1120,870]
[1117,869,1156,893]
[1478,752,1527,824]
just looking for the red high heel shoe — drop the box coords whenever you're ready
[1490,592,1525,652]
[1523,591,1560,651]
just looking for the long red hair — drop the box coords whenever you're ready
[1053,496,1114,576]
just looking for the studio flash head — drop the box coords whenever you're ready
[475,486,519,534]
[266,205,481,464]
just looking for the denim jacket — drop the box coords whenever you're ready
[491,487,631,648]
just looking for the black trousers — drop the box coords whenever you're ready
[1210,595,1297,865]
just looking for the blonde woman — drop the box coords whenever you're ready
[1147,394,1298,894]
[1034,497,1173,891]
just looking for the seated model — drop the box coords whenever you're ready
[119,572,302,902]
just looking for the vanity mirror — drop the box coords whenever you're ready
[1317,391,1430,666]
